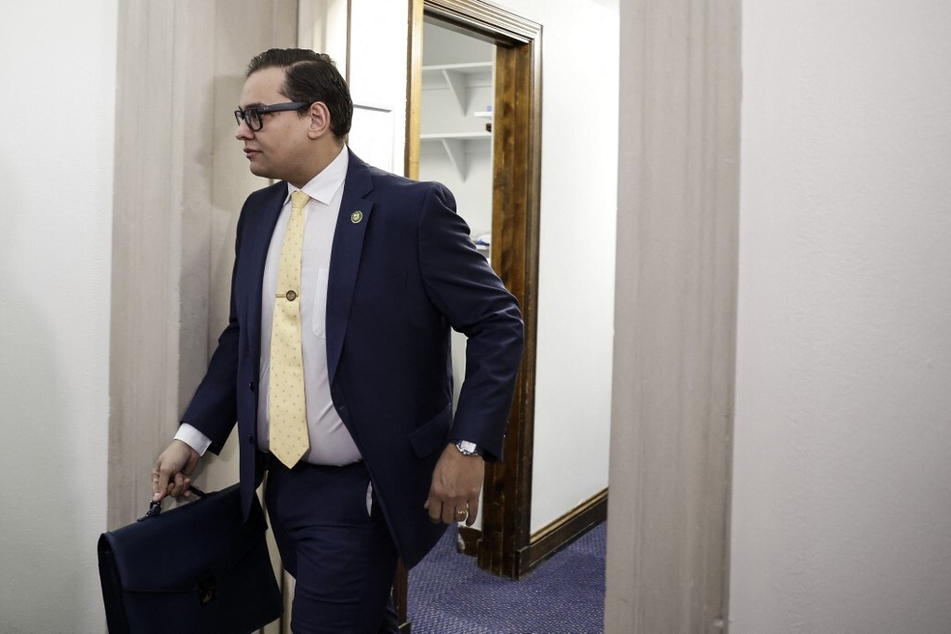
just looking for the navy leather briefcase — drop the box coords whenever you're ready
[98,484,283,634]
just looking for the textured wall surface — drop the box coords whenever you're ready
[0,2,117,632]
[731,1,951,631]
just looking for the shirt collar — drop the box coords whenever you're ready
[285,146,349,205]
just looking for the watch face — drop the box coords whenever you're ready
[456,441,479,456]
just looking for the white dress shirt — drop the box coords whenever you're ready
[176,147,362,465]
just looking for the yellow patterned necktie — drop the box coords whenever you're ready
[268,190,311,468]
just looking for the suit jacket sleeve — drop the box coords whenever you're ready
[416,184,524,461]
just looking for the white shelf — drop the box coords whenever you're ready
[422,62,492,116]
[420,132,491,180]
[420,132,491,140]
[421,59,493,180]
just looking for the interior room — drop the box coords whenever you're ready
[2,0,949,632]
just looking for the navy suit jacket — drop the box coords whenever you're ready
[180,151,524,567]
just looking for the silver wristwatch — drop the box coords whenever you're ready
[454,440,482,457]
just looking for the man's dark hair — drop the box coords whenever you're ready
[247,48,353,139]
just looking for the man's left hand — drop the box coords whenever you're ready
[425,444,484,526]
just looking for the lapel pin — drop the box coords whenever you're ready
[351,210,364,224]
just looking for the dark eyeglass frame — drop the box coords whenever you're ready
[234,101,311,132]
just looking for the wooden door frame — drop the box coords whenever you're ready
[406,0,542,578]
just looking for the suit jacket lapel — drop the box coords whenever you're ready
[327,152,374,383]
[245,183,286,378]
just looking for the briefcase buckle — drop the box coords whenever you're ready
[197,578,216,605]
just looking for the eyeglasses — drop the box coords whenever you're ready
[234,101,311,132]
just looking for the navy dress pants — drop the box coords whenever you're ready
[265,460,400,634]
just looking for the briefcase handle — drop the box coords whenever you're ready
[138,486,207,522]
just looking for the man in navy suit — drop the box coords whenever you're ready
[151,49,523,633]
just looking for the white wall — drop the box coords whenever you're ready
[0,1,116,632]
[731,1,951,631]
[496,0,619,532]
[346,0,409,173]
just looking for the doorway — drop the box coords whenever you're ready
[409,0,542,579]
[396,0,542,630]
[394,0,541,631]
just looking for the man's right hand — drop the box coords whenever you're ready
[151,439,200,502]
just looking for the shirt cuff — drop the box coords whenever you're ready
[174,423,213,456]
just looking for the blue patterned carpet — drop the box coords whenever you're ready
[407,522,606,634]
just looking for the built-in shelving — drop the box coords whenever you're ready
[421,62,493,180]
[422,62,492,115]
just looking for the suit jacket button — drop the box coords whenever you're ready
[248,381,255,391]
[247,435,255,445]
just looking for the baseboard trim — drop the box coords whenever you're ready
[457,489,608,578]
[521,488,608,574]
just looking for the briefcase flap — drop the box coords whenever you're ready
[101,484,268,593]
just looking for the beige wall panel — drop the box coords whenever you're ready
[606,0,741,631]
[109,0,297,524]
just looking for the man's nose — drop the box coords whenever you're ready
[235,118,253,140]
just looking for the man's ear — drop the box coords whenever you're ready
[307,102,332,139]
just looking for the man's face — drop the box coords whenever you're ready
[235,67,311,183]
